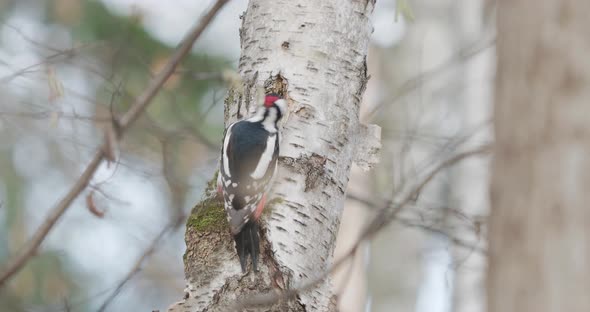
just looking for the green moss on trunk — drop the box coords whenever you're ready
[186,197,227,232]
[186,172,227,233]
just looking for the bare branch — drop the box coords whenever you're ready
[0,0,230,287]
[347,193,486,252]
[395,217,486,254]
[1,22,63,53]
[0,42,100,84]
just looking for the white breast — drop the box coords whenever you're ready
[250,134,277,179]
[222,123,235,178]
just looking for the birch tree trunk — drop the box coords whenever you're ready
[168,0,379,311]
[488,1,590,311]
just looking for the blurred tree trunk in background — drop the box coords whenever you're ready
[489,1,590,311]
[169,0,379,311]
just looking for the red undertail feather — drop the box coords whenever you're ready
[254,193,267,220]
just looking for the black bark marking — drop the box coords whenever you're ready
[275,226,288,232]
[293,219,306,227]
[311,204,322,212]
[296,242,308,251]
[296,211,311,219]
[306,61,319,73]
[290,143,305,149]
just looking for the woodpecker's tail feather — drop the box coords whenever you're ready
[233,220,260,273]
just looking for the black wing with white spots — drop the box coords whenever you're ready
[220,120,279,234]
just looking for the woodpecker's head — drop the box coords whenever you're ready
[263,93,287,121]
[247,93,287,132]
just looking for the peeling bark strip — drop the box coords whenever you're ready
[169,1,379,311]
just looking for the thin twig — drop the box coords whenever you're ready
[0,42,100,84]
[0,0,229,287]
[347,193,486,253]
[395,218,486,254]
[237,145,491,309]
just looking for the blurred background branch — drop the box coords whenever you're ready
[0,0,229,302]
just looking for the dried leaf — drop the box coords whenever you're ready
[86,192,105,218]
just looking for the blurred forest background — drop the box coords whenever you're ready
[0,0,494,311]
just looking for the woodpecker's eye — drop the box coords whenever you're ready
[264,94,280,107]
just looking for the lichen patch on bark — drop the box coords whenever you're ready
[280,153,330,192]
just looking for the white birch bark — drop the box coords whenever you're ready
[331,48,383,311]
[168,0,379,311]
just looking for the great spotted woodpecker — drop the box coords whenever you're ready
[218,94,287,272]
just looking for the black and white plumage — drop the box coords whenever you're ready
[218,94,287,272]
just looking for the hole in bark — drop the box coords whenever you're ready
[263,74,288,98]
